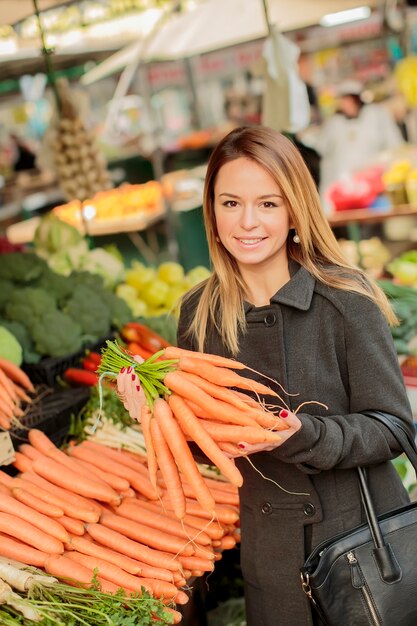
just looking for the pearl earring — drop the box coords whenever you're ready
[293,232,300,244]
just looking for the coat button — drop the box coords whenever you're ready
[264,313,276,327]
[261,502,272,515]
[303,503,316,517]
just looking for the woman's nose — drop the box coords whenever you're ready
[240,205,259,229]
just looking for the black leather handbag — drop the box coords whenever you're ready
[301,411,417,626]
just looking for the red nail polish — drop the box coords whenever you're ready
[120,367,125,373]
[279,409,289,418]
[126,366,131,374]
[238,443,245,449]
[136,385,141,392]
[131,373,136,381]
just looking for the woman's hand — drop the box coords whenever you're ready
[116,356,146,422]
[235,409,302,456]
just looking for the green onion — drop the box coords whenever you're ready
[97,340,178,409]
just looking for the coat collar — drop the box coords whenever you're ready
[243,261,316,313]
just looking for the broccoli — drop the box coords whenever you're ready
[31,310,83,357]
[65,284,112,342]
[0,280,15,314]
[0,252,47,283]
[99,291,132,329]
[36,268,75,307]
[0,318,40,363]
[5,288,57,330]
[71,270,105,292]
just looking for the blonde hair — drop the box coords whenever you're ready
[184,126,396,355]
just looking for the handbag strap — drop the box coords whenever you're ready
[358,411,417,553]
[362,410,417,474]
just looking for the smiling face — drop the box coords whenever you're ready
[214,157,291,276]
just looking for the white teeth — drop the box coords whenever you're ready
[239,239,263,244]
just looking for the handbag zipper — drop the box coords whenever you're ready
[346,551,382,626]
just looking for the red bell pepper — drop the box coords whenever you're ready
[64,368,98,387]
[122,322,171,352]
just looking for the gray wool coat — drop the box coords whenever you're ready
[177,262,414,626]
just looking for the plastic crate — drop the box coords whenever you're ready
[11,387,91,447]
[22,334,114,387]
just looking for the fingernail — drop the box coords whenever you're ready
[120,367,125,373]
[279,409,289,418]
[136,385,141,392]
[238,443,246,449]
[131,373,136,381]
[126,366,132,374]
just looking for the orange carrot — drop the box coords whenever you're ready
[68,444,158,501]
[13,451,33,473]
[163,346,246,370]
[154,397,216,514]
[12,383,32,404]
[0,511,64,554]
[218,534,237,550]
[149,414,186,520]
[200,420,282,444]
[75,458,130,493]
[85,523,181,572]
[140,404,159,493]
[32,456,121,505]
[18,443,43,461]
[0,492,69,543]
[178,554,215,573]
[178,356,278,396]
[218,441,242,456]
[168,394,244,487]
[164,371,262,427]
[0,471,16,488]
[44,555,119,593]
[162,496,239,526]
[58,515,85,536]
[21,473,100,522]
[27,429,55,454]
[68,535,144,576]
[0,531,48,566]
[116,499,212,545]
[0,357,34,392]
[0,368,18,401]
[99,510,194,556]
[66,552,183,602]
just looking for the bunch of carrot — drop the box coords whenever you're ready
[98,341,289,521]
[0,429,241,623]
[0,357,34,430]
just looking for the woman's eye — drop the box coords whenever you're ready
[223,200,238,207]
[262,201,278,208]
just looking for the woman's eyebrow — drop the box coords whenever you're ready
[218,192,282,199]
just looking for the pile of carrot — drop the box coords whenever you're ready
[0,429,241,624]
[99,341,289,521]
[0,357,34,430]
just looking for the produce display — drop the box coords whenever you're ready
[338,236,391,277]
[45,78,112,201]
[0,252,131,361]
[117,260,211,317]
[0,358,34,431]
[52,181,164,228]
[33,214,125,287]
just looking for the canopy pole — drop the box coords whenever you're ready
[261,0,273,36]
[32,0,60,111]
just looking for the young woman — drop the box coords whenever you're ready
[174,126,414,626]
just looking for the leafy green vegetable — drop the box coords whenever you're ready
[0,570,175,624]
[0,319,39,363]
[70,385,134,441]
[0,326,23,365]
[5,288,57,328]
[99,291,132,329]
[0,280,14,314]
[65,285,112,342]
[34,213,83,253]
[0,252,47,283]
[379,280,417,354]
[31,311,83,358]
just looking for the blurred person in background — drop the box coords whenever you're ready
[315,79,404,199]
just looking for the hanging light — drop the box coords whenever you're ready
[320,6,371,27]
